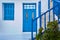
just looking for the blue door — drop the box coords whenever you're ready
[53,0,58,16]
[53,0,60,21]
[23,3,37,32]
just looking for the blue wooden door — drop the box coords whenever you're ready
[23,3,37,32]
[53,0,58,16]
[53,0,60,21]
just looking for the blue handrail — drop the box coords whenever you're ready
[33,5,58,21]
[31,4,58,40]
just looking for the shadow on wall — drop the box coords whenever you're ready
[0,19,3,33]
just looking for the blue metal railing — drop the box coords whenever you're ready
[31,4,58,40]
[48,0,50,22]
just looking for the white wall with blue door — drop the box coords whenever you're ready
[0,0,48,38]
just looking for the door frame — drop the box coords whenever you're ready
[23,3,37,32]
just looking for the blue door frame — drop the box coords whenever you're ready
[23,3,37,32]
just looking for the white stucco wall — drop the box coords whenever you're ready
[0,0,48,35]
[0,0,48,40]
[41,0,48,13]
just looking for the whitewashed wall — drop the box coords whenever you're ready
[0,0,48,35]
[41,0,48,13]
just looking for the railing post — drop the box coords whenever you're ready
[58,15,60,31]
[53,12,55,21]
[31,19,33,40]
[44,14,46,29]
[31,12,34,40]
[38,1,41,28]
[48,0,50,22]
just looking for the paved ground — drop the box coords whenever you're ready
[0,34,31,40]
[0,33,36,40]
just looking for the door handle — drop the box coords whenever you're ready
[32,12,34,19]
[26,12,28,19]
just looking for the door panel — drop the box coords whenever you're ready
[23,3,37,32]
[53,0,60,21]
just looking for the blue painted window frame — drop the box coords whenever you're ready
[3,3,14,20]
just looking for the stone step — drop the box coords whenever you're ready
[0,33,36,40]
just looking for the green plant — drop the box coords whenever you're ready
[36,27,43,40]
[36,20,60,40]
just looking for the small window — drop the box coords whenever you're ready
[3,3,14,20]
[24,4,36,9]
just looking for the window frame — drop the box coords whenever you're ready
[2,3,14,20]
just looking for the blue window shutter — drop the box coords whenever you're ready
[3,3,14,20]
